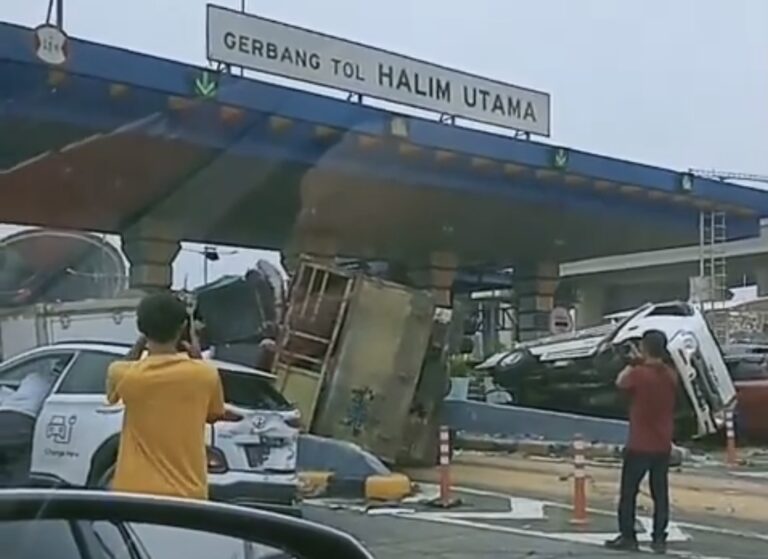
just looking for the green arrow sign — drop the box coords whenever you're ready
[552,147,569,170]
[194,71,218,99]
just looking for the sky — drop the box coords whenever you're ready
[2,0,768,287]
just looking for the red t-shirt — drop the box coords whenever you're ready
[618,363,677,453]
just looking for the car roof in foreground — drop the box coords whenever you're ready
[36,342,276,380]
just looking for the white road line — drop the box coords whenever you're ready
[728,470,768,479]
[405,514,728,559]
[637,517,689,542]
[405,487,546,520]
[367,507,418,516]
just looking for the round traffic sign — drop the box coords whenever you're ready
[549,307,573,334]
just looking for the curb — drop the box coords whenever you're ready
[299,471,413,501]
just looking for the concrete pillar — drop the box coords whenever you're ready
[282,235,337,272]
[407,252,457,307]
[121,222,180,291]
[756,266,768,297]
[516,261,558,342]
[575,283,606,328]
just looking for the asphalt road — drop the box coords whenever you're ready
[104,481,768,559]
[305,507,626,559]
[303,486,768,559]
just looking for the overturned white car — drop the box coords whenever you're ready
[478,301,736,437]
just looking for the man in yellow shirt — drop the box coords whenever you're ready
[106,292,226,500]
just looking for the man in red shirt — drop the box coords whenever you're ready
[605,330,677,554]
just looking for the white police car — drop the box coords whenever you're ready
[0,342,300,511]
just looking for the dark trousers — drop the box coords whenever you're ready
[0,411,35,487]
[618,450,670,541]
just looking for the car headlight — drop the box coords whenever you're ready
[680,334,698,355]
[713,409,726,428]
[502,352,524,367]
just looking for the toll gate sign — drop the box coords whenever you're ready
[206,5,551,136]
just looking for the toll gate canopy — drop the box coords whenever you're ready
[3,21,768,271]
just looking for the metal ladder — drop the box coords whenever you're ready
[699,211,729,344]
[271,261,354,427]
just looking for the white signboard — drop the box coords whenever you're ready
[34,24,68,65]
[206,5,551,136]
[549,307,573,334]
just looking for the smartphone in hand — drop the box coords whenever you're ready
[177,319,192,352]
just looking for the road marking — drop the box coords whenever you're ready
[405,514,726,559]
[426,483,768,543]
[405,486,545,520]
[404,489,686,542]
[367,507,417,516]
[728,470,768,479]
[637,517,689,542]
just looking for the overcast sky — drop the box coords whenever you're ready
[3,0,767,286]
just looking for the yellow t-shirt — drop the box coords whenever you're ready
[106,354,226,500]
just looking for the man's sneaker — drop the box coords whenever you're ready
[604,535,640,551]
[651,539,668,554]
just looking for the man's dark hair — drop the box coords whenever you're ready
[137,292,188,344]
[641,329,668,359]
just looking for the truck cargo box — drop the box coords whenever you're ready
[0,297,141,359]
[273,260,437,464]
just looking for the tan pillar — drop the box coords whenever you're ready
[283,235,338,270]
[121,221,180,291]
[408,252,457,307]
[516,261,558,341]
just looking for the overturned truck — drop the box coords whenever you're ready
[478,301,737,438]
[272,259,451,466]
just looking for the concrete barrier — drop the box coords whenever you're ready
[297,434,413,501]
[442,399,629,444]
[297,434,389,477]
[299,471,413,501]
[455,433,688,467]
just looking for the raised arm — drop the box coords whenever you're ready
[206,371,227,424]
[616,365,635,389]
[106,363,127,405]
[124,335,147,361]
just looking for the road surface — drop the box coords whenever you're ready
[305,485,768,559]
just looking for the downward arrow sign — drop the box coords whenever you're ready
[553,148,569,170]
[194,71,218,99]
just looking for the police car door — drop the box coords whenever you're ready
[32,351,123,486]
